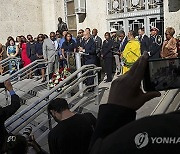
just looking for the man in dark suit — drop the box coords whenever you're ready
[89,52,180,154]
[116,30,128,75]
[76,29,84,48]
[79,31,96,92]
[149,27,162,59]
[92,29,102,82]
[138,28,150,55]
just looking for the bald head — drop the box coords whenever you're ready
[83,31,90,40]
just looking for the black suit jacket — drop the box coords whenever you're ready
[102,39,113,58]
[80,38,96,64]
[93,36,102,56]
[149,35,162,59]
[139,35,150,54]
[0,94,20,153]
[27,42,37,62]
[90,104,180,154]
[119,36,128,53]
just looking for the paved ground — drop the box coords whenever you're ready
[92,74,165,119]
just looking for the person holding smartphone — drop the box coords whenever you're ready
[0,80,20,153]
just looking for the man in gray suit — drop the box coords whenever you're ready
[43,32,59,79]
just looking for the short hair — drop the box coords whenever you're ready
[48,98,69,114]
[78,29,84,33]
[138,27,145,31]
[129,30,137,38]
[117,30,125,36]
[85,28,91,32]
[50,32,56,35]
[56,30,60,34]
[27,34,32,38]
[166,27,175,36]
[104,32,111,38]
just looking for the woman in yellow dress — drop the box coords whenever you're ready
[122,30,141,74]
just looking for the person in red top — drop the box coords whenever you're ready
[20,36,31,67]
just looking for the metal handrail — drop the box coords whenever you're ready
[8,69,100,134]
[0,57,21,75]
[151,89,179,115]
[0,57,21,65]
[5,65,101,130]
[0,59,47,83]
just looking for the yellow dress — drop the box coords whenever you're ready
[122,39,141,74]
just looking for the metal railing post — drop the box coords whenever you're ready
[94,70,99,105]
[75,53,83,97]
[46,62,50,90]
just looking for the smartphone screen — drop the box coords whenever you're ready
[143,58,180,91]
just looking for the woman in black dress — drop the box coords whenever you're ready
[101,32,113,82]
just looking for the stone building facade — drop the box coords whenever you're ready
[0,0,179,43]
[0,0,65,43]
[163,0,180,36]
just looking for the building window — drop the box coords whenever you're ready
[110,21,124,30]
[65,0,77,36]
[108,0,162,15]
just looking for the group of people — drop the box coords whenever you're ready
[2,51,180,153]
[0,26,179,85]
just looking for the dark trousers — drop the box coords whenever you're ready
[85,58,96,86]
[104,57,112,82]
[96,56,102,82]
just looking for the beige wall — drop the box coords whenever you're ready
[42,0,65,36]
[0,0,65,44]
[76,0,108,40]
[0,0,43,44]
[164,0,180,37]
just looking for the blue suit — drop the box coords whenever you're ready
[119,36,128,53]
[80,38,96,86]
[80,38,96,65]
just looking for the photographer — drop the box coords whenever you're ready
[90,52,180,153]
[4,132,48,154]
[0,80,20,153]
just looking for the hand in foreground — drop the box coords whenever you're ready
[4,80,13,91]
[108,52,161,110]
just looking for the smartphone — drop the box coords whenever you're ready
[143,58,180,91]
